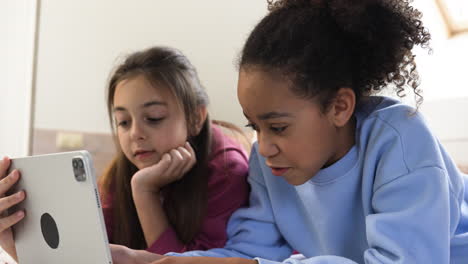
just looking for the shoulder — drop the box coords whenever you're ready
[357,97,445,180]
[209,124,249,164]
[203,126,250,211]
[205,125,249,186]
[364,97,431,137]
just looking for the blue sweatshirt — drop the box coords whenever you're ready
[167,97,468,263]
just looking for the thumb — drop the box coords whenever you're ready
[146,153,171,174]
[135,154,171,178]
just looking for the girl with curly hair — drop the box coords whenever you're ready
[111,0,468,263]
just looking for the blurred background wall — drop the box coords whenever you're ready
[1,0,468,169]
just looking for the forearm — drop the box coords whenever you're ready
[131,188,172,247]
[110,246,257,264]
[157,256,257,264]
[110,244,164,264]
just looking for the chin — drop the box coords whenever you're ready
[286,178,309,186]
[135,164,146,170]
[134,160,156,170]
[283,170,312,186]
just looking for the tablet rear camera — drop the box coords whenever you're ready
[72,157,86,182]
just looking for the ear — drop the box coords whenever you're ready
[194,106,208,135]
[327,87,355,127]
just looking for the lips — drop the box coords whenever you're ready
[134,150,155,159]
[270,167,290,176]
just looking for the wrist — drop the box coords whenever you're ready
[131,185,161,199]
[130,175,161,194]
[131,187,162,211]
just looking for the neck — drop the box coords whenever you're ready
[325,116,356,167]
[338,116,357,157]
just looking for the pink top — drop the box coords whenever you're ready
[101,125,250,254]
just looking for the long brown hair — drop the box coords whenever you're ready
[100,46,212,249]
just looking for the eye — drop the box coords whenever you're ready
[146,117,164,124]
[245,122,259,132]
[270,125,288,134]
[116,120,129,128]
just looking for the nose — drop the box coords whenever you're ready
[130,120,147,141]
[257,133,279,158]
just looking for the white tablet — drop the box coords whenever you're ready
[8,151,112,264]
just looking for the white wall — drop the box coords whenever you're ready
[34,0,266,133]
[0,0,37,158]
[26,0,468,165]
[411,0,468,165]
[412,0,468,101]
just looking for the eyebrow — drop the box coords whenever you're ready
[244,111,293,120]
[113,100,167,112]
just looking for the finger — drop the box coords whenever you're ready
[0,210,25,233]
[165,149,185,179]
[185,142,197,164]
[177,146,192,165]
[155,153,172,172]
[184,142,197,172]
[178,146,195,175]
[0,170,21,197]
[175,147,191,176]
[138,154,171,177]
[0,157,11,180]
[0,191,26,214]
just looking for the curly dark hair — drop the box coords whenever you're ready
[240,0,431,110]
